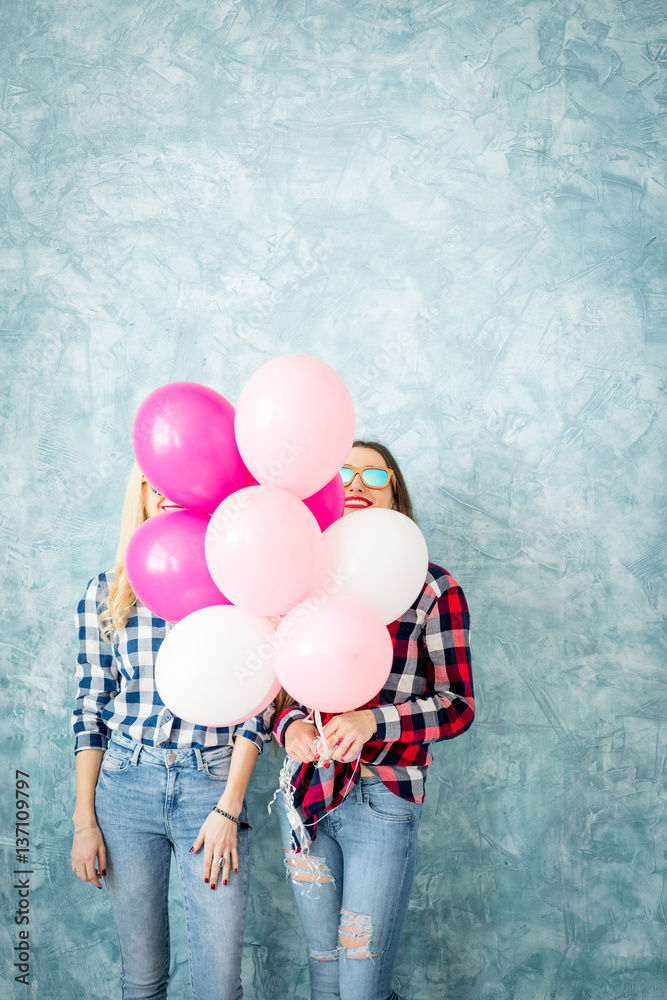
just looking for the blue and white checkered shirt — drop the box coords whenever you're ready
[72,571,273,755]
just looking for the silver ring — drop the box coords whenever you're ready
[74,868,80,873]
[217,858,224,868]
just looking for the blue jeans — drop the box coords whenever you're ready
[95,733,250,1000]
[277,774,423,1000]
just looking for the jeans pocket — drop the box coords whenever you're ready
[100,748,133,774]
[363,784,416,823]
[202,748,232,781]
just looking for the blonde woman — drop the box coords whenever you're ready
[70,464,270,1000]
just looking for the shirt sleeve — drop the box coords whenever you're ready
[370,577,474,744]
[233,700,277,754]
[72,575,120,754]
[273,706,308,748]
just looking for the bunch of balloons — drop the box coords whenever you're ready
[126,353,429,728]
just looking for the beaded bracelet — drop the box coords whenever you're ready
[212,807,239,825]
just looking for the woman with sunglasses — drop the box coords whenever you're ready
[273,440,475,1000]
[70,464,272,1000]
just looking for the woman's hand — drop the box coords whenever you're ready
[191,810,238,889]
[71,824,106,889]
[322,710,377,762]
[284,720,319,764]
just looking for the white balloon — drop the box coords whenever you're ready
[318,508,429,624]
[155,605,278,727]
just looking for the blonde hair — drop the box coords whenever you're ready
[99,463,147,642]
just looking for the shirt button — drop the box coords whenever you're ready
[165,713,172,721]
[167,753,176,762]
[157,741,166,748]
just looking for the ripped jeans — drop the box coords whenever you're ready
[277,776,422,1000]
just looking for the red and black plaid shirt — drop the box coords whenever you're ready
[273,562,474,850]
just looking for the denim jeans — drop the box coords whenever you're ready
[95,732,250,1000]
[277,774,423,1000]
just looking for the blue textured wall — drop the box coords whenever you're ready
[1,1,666,997]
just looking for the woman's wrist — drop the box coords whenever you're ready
[72,810,98,827]
[362,709,378,739]
[212,806,239,824]
[215,792,243,817]
[73,823,99,835]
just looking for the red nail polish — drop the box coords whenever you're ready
[211,883,217,890]
[204,878,209,883]
[189,847,195,853]
[314,754,320,760]
[223,879,227,886]
[101,870,107,876]
[324,761,330,768]
[233,868,238,874]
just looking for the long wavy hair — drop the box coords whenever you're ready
[274,439,416,720]
[98,463,147,642]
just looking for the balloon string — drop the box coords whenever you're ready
[267,712,362,851]
[267,755,311,852]
[313,709,332,768]
[310,709,361,790]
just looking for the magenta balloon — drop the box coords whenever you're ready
[126,510,231,623]
[234,354,356,499]
[273,594,394,713]
[303,474,345,532]
[132,382,249,514]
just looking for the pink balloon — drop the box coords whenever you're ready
[126,510,230,623]
[273,594,394,713]
[303,474,345,532]
[205,485,324,618]
[132,382,249,515]
[234,354,356,499]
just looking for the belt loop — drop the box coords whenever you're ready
[193,747,204,771]
[131,742,142,766]
[356,781,364,804]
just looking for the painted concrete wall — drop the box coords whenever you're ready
[1,1,665,997]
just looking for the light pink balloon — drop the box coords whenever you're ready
[126,510,230,623]
[303,474,345,532]
[234,354,356,499]
[132,382,249,514]
[205,485,324,618]
[273,594,394,713]
[250,471,345,530]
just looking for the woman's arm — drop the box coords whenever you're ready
[324,572,474,756]
[273,705,319,763]
[190,735,260,889]
[71,749,106,888]
[71,576,119,887]
[72,575,120,753]
[370,576,474,744]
